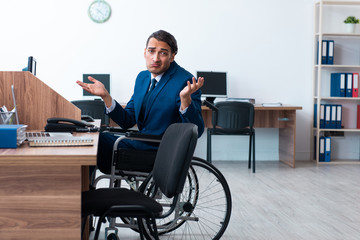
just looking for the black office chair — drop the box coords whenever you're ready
[206,100,256,173]
[82,123,198,240]
[71,99,110,126]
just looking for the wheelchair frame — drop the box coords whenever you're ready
[92,130,232,240]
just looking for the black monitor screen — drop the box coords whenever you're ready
[22,56,36,76]
[197,71,227,97]
[83,74,110,96]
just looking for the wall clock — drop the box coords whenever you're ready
[88,0,112,23]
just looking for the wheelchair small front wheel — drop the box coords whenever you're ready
[107,233,119,240]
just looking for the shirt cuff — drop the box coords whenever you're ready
[179,106,188,115]
[105,98,116,114]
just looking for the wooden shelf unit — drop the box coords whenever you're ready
[312,0,360,164]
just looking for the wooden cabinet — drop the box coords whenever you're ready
[313,1,360,164]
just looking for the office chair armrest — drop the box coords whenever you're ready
[202,100,219,112]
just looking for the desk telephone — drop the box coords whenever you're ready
[45,118,99,132]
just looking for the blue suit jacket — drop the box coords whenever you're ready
[107,61,204,148]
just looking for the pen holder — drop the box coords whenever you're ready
[0,111,16,125]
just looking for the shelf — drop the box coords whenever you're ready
[315,65,360,68]
[318,160,360,164]
[315,32,360,37]
[317,1,360,6]
[314,96,360,100]
[314,128,360,132]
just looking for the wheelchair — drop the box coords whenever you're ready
[92,122,232,240]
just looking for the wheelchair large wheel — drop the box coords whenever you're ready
[141,157,232,240]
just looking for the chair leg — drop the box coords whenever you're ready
[137,218,145,240]
[207,129,212,163]
[248,135,252,169]
[94,215,105,240]
[253,133,256,173]
[81,216,87,239]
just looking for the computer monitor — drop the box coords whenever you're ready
[197,71,227,102]
[22,56,37,76]
[82,74,110,97]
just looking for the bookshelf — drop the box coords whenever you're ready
[313,1,360,164]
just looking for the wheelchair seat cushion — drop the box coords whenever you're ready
[115,148,157,172]
[82,188,163,217]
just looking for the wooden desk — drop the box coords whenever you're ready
[0,132,98,240]
[202,105,302,167]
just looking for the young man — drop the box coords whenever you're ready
[77,30,204,173]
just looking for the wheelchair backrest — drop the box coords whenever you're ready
[152,123,198,198]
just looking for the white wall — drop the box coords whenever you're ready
[0,0,317,160]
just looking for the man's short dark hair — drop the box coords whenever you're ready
[146,30,178,55]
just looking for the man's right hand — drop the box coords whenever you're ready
[76,76,113,107]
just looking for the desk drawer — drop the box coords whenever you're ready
[254,110,295,128]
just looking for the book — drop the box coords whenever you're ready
[26,132,94,147]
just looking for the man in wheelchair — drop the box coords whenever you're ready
[77,30,204,174]
[78,30,231,240]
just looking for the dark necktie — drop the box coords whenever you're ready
[139,78,157,121]
[148,78,157,93]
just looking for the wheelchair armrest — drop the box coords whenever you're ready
[125,131,162,141]
[101,126,136,133]
[202,100,219,112]
[112,132,162,152]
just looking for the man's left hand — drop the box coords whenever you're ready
[180,77,204,110]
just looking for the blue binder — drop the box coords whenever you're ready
[322,40,327,64]
[336,104,342,129]
[327,40,334,64]
[330,73,346,97]
[317,40,328,64]
[330,104,337,129]
[319,136,325,162]
[324,104,331,129]
[325,136,331,162]
[346,73,353,97]
[314,104,317,128]
[320,104,325,128]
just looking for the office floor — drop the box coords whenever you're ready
[91,161,360,240]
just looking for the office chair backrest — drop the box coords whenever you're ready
[71,99,109,126]
[214,101,254,130]
[152,123,198,198]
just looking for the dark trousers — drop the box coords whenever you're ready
[95,132,158,174]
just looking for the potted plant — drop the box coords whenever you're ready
[344,16,359,33]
